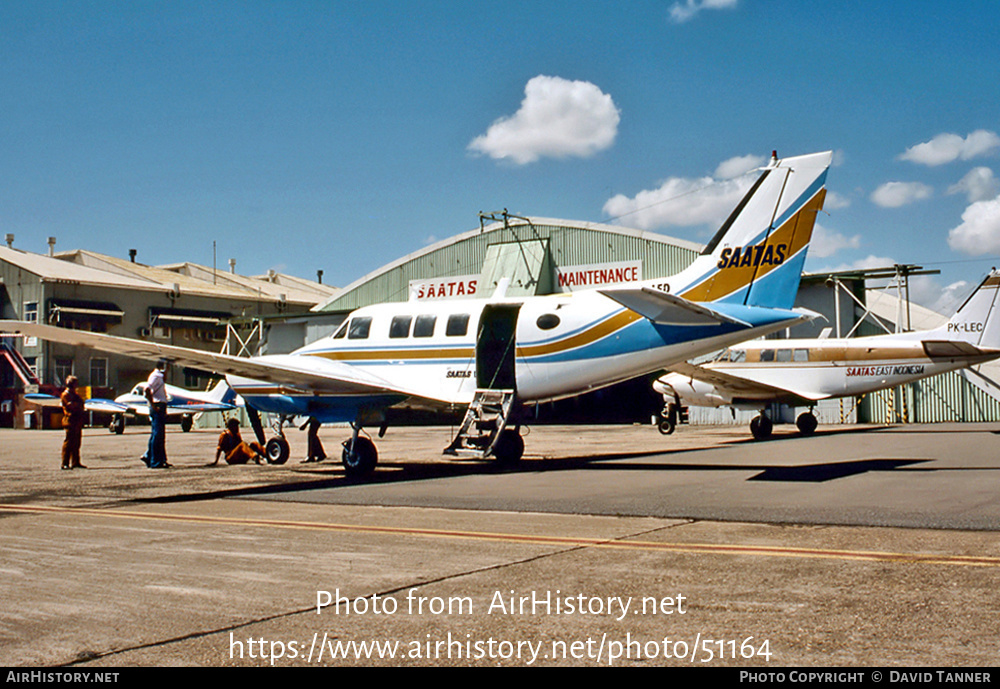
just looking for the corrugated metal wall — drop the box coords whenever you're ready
[320,220,700,312]
[859,371,1000,423]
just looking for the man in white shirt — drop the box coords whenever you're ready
[142,360,170,468]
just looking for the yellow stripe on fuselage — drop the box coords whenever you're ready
[304,309,641,364]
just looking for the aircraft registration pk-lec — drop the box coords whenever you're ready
[654,269,1000,439]
[2,151,832,475]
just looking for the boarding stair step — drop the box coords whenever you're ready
[444,388,516,458]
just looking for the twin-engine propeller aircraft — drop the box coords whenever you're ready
[654,269,1000,439]
[2,150,832,475]
[88,378,238,434]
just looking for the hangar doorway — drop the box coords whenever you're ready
[476,304,520,391]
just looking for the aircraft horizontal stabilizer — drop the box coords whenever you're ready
[922,340,1000,360]
[598,288,751,327]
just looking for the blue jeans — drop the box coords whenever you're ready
[147,403,168,467]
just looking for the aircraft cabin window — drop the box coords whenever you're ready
[332,321,348,339]
[389,315,412,339]
[348,317,372,339]
[794,348,809,362]
[760,349,775,362]
[536,314,560,330]
[776,349,792,362]
[413,314,436,338]
[446,314,470,337]
[730,350,746,363]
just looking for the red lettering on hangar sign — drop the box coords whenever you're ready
[556,261,643,290]
[410,276,479,300]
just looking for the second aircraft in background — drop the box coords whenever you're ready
[655,270,1000,439]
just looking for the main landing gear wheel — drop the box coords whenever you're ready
[796,411,818,435]
[265,437,290,464]
[492,429,524,466]
[180,415,193,433]
[749,414,773,441]
[658,416,676,435]
[342,436,378,477]
[109,415,125,435]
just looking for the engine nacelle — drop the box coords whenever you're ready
[654,373,731,408]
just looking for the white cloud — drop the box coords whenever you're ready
[825,254,899,273]
[910,277,969,316]
[714,154,766,179]
[467,75,620,164]
[603,174,752,231]
[669,0,738,23]
[810,223,861,258]
[870,181,933,208]
[947,195,1000,255]
[899,130,1000,166]
[947,167,999,203]
[823,191,851,210]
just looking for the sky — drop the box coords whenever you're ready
[2,0,999,313]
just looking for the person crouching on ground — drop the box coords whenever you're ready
[60,375,86,470]
[213,418,265,465]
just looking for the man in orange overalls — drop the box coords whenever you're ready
[60,375,86,470]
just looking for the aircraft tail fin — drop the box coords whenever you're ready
[673,151,832,310]
[939,270,1000,347]
[206,378,236,405]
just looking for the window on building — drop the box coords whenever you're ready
[413,315,436,338]
[55,358,73,385]
[90,358,108,388]
[23,302,38,323]
[446,314,470,337]
[389,316,412,339]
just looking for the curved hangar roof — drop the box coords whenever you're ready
[315,217,702,314]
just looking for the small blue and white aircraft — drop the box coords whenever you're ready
[87,378,238,433]
[3,150,832,475]
[24,379,238,433]
[654,269,1000,439]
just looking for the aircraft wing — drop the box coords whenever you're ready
[22,393,63,408]
[665,361,830,404]
[83,398,131,414]
[597,288,751,327]
[0,320,431,401]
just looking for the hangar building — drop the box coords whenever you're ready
[0,242,335,428]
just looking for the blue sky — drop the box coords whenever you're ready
[3,0,999,312]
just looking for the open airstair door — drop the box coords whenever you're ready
[476,303,521,391]
[445,303,524,463]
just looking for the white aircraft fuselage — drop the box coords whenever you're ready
[229,288,811,423]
